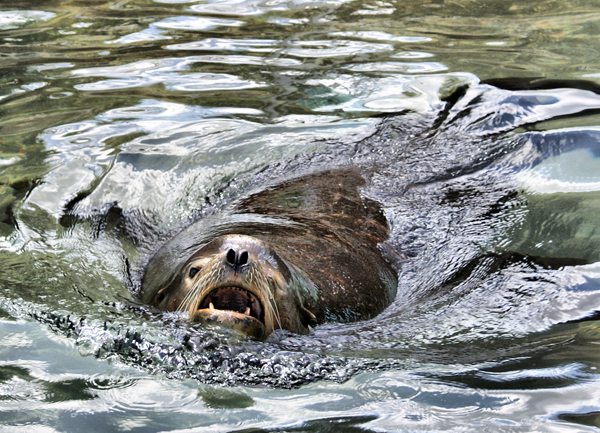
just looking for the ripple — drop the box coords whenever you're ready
[188,0,287,16]
[0,156,20,167]
[99,100,263,121]
[345,62,448,73]
[154,16,244,30]
[283,40,393,58]
[24,82,48,92]
[72,57,266,92]
[352,7,395,15]
[166,38,279,53]
[167,38,394,58]
[0,81,48,102]
[477,364,589,383]
[33,98,364,220]
[182,0,354,16]
[0,10,55,30]
[75,73,264,92]
[108,16,244,45]
[187,54,302,67]
[391,51,435,59]
[307,72,476,113]
[73,58,191,76]
[108,26,172,45]
[268,17,310,26]
[330,31,433,43]
[105,378,198,412]
[447,89,600,136]
[32,63,74,72]
[518,146,600,194]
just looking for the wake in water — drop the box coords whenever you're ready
[4,80,600,386]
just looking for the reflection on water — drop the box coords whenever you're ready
[3,316,600,432]
[2,0,600,431]
[519,145,600,194]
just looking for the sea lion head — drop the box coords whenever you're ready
[145,234,317,339]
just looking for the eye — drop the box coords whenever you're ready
[188,267,200,278]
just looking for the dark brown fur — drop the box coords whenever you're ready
[141,168,398,337]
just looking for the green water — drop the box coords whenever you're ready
[3,0,600,431]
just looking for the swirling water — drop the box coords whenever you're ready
[2,0,600,431]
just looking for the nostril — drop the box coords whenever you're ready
[239,251,249,266]
[226,249,236,265]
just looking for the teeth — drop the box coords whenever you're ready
[244,307,251,316]
[209,302,215,310]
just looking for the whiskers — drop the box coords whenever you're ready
[176,258,283,332]
[245,265,283,332]
[177,261,223,316]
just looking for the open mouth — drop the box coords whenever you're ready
[199,286,264,322]
[192,286,266,339]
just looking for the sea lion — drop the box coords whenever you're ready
[140,168,398,339]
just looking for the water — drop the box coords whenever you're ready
[2,0,600,431]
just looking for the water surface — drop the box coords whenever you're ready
[2,0,600,431]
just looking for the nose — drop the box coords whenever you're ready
[225,248,249,269]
